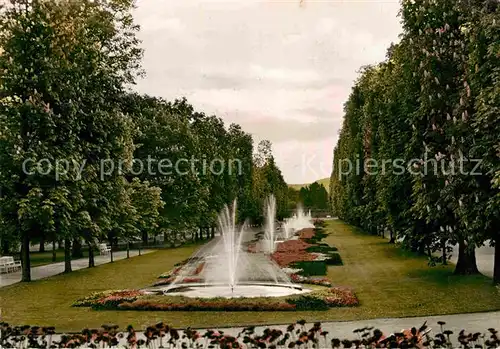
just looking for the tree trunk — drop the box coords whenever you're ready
[493,240,500,284]
[418,239,426,255]
[21,232,31,282]
[72,238,83,259]
[126,242,130,259]
[441,239,447,265]
[39,234,45,253]
[1,239,10,255]
[454,239,479,275]
[389,230,395,244]
[108,233,115,262]
[64,238,72,273]
[109,239,114,263]
[88,242,95,268]
[52,241,56,262]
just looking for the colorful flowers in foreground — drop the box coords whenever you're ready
[2,319,496,348]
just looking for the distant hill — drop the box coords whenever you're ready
[288,177,330,192]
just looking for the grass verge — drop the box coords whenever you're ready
[1,221,499,331]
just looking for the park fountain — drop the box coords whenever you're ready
[148,200,307,298]
[281,204,315,239]
[262,194,277,253]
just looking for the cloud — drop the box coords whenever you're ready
[294,107,342,120]
[222,111,342,143]
[132,0,402,183]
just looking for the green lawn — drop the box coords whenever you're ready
[1,220,499,332]
[29,249,90,267]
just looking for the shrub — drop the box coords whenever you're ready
[286,295,329,310]
[306,245,338,253]
[325,252,343,265]
[313,219,326,227]
[291,261,327,276]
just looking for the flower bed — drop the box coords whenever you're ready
[159,266,181,279]
[3,319,466,348]
[271,227,342,271]
[290,274,332,287]
[298,228,316,239]
[274,239,312,252]
[79,224,352,313]
[73,290,144,308]
[193,262,205,275]
[73,287,358,311]
[272,250,318,267]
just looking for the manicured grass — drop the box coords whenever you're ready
[29,249,90,267]
[1,221,499,332]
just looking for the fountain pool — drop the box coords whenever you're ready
[159,283,308,298]
[146,199,307,298]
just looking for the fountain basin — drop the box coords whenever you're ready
[144,282,311,298]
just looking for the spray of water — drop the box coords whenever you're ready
[282,203,314,239]
[157,199,303,298]
[217,199,245,292]
[263,194,277,253]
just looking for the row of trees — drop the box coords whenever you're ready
[330,0,499,281]
[288,182,329,214]
[0,0,289,282]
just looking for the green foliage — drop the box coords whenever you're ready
[286,295,329,310]
[306,245,338,253]
[0,0,293,280]
[298,181,330,212]
[325,253,343,266]
[329,0,500,278]
[250,141,289,224]
[292,261,328,276]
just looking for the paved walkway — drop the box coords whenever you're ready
[43,311,500,344]
[235,310,500,339]
[0,249,154,287]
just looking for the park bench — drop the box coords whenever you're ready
[99,243,111,255]
[0,256,21,273]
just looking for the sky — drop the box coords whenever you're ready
[132,0,402,184]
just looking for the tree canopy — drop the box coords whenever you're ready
[330,0,500,281]
[0,0,292,281]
